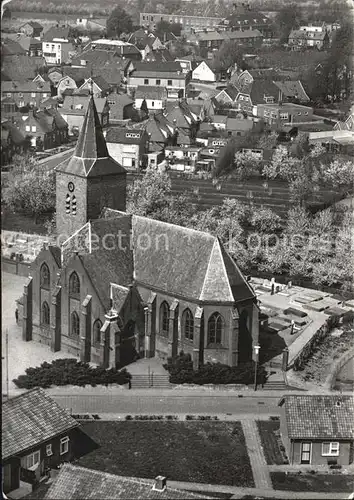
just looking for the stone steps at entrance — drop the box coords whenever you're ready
[131,374,172,389]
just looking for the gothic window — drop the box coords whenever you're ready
[71,195,77,215]
[40,263,50,289]
[70,311,80,336]
[160,301,169,336]
[69,272,80,296]
[66,194,71,214]
[41,301,50,325]
[183,308,194,341]
[207,312,224,345]
[93,319,102,345]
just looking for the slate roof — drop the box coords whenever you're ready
[135,86,167,100]
[1,80,51,94]
[106,127,146,144]
[57,96,126,179]
[42,26,70,42]
[61,95,107,115]
[133,61,182,73]
[1,54,46,81]
[145,49,174,63]
[250,79,280,105]
[273,80,310,102]
[216,85,239,102]
[45,463,212,499]
[283,395,354,440]
[2,388,79,460]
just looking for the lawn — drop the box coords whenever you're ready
[77,421,254,487]
[271,472,354,492]
[256,420,288,465]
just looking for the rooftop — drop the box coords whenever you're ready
[2,388,79,460]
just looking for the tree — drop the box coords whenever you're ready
[140,98,149,118]
[320,158,354,188]
[274,3,303,43]
[3,156,55,222]
[211,40,246,74]
[155,20,182,39]
[107,6,133,38]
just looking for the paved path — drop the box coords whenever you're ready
[241,419,272,490]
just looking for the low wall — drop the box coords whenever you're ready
[326,348,354,390]
[1,258,30,277]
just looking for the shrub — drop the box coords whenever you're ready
[13,358,131,389]
[125,415,133,420]
[164,352,267,386]
[186,415,195,420]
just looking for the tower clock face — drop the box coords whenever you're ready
[68,182,75,192]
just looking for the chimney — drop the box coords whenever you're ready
[278,89,283,106]
[153,476,167,492]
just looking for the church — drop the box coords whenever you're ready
[19,97,259,370]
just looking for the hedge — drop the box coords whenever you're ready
[163,352,267,386]
[13,358,131,389]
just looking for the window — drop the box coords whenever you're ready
[183,309,194,341]
[167,79,172,86]
[31,126,36,132]
[25,125,30,132]
[70,311,80,336]
[156,79,161,85]
[46,444,53,456]
[144,79,149,85]
[19,92,23,98]
[93,319,102,345]
[151,101,154,107]
[43,93,47,98]
[23,451,40,469]
[41,301,50,325]
[60,436,69,455]
[160,301,169,336]
[40,263,50,288]
[322,442,339,456]
[6,92,11,97]
[31,92,36,98]
[69,272,80,296]
[207,312,224,344]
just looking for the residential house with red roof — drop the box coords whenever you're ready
[2,388,79,496]
[60,95,109,135]
[19,98,259,369]
[42,27,75,65]
[191,60,216,83]
[77,76,111,98]
[279,395,354,466]
[135,86,168,111]
[19,21,43,38]
[106,127,149,170]
[16,107,68,149]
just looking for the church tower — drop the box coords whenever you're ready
[55,97,126,238]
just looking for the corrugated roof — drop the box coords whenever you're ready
[45,463,212,499]
[284,395,354,439]
[2,388,79,460]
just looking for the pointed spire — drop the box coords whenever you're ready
[74,96,109,159]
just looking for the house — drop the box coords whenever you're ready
[3,33,42,57]
[42,27,75,65]
[135,86,167,111]
[144,48,174,63]
[74,17,107,33]
[77,76,111,98]
[128,62,189,100]
[165,145,202,172]
[45,463,212,499]
[192,60,216,83]
[308,130,354,154]
[221,4,273,38]
[176,55,204,74]
[19,21,43,38]
[60,95,109,135]
[1,80,51,108]
[288,29,330,50]
[107,93,135,123]
[19,97,259,369]
[192,29,263,58]
[144,112,177,162]
[139,13,223,32]
[106,127,149,170]
[1,120,27,165]
[214,85,239,105]
[279,395,354,466]
[164,101,198,144]
[2,388,79,496]
[57,75,78,100]
[1,54,47,81]
[1,38,27,56]
[87,39,142,60]
[256,103,314,126]
[16,108,68,149]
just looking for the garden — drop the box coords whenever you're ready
[271,472,354,492]
[12,358,131,389]
[77,421,254,487]
[256,419,289,465]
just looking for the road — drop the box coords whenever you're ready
[42,389,281,414]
